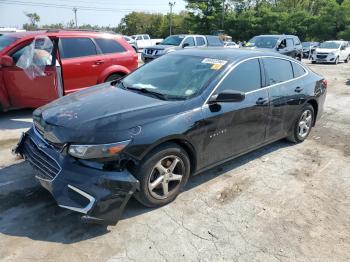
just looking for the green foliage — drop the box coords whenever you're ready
[23,0,350,41]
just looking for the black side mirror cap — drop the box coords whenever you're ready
[208,90,245,104]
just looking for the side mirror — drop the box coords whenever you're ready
[0,55,14,67]
[208,90,245,104]
[182,43,190,48]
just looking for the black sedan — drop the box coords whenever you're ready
[14,49,327,225]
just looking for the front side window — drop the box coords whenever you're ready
[11,44,30,63]
[183,37,195,47]
[95,38,126,54]
[60,38,97,59]
[196,37,206,46]
[143,35,150,40]
[122,54,225,99]
[286,38,294,48]
[217,59,261,93]
[263,58,293,85]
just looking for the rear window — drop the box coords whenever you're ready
[292,62,306,78]
[263,58,293,85]
[196,37,206,46]
[206,36,224,47]
[0,36,18,51]
[95,38,126,54]
[60,38,97,59]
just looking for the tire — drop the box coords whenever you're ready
[287,104,314,143]
[334,56,339,65]
[104,73,123,83]
[132,143,191,207]
[311,61,316,64]
[344,55,349,63]
[296,54,302,61]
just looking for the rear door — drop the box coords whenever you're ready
[200,58,270,167]
[58,37,101,94]
[2,37,58,109]
[262,57,298,140]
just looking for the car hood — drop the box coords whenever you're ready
[315,48,338,53]
[33,83,185,144]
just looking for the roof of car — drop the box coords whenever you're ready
[5,30,120,39]
[173,48,288,62]
[256,34,298,39]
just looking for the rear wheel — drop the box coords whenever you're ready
[104,73,123,82]
[287,104,314,143]
[133,143,191,207]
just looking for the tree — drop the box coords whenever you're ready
[23,12,40,30]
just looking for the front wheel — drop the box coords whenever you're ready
[287,104,314,143]
[344,55,349,63]
[133,143,191,207]
[334,56,339,65]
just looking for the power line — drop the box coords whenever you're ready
[0,0,183,13]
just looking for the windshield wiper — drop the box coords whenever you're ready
[123,86,168,100]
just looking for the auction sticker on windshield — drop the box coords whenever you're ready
[202,58,227,70]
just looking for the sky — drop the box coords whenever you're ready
[0,0,187,28]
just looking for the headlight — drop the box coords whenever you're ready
[329,52,336,57]
[156,50,166,55]
[68,140,131,159]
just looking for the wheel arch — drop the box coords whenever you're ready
[306,99,318,126]
[139,137,197,174]
[98,65,130,83]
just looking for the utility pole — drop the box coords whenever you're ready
[73,7,78,28]
[221,0,225,29]
[169,2,176,35]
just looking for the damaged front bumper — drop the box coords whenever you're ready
[14,127,139,225]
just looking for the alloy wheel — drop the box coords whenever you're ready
[298,109,313,139]
[148,155,185,200]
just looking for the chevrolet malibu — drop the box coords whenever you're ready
[15,49,327,225]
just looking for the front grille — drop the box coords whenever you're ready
[22,136,61,181]
[316,53,328,59]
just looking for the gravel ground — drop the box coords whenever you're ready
[0,59,349,262]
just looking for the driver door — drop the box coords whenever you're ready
[199,58,270,167]
[2,37,58,109]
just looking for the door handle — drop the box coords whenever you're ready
[295,86,303,93]
[94,60,104,65]
[256,97,268,105]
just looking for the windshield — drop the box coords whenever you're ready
[0,35,17,51]
[319,42,340,49]
[247,36,279,48]
[160,35,185,46]
[121,54,226,99]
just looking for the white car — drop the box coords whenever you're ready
[131,34,163,49]
[312,40,350,64]
[224,41,239,48]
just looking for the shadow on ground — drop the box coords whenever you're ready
[0,140,291,244]
[0,109,33,130]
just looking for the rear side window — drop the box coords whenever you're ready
[292,62,306,78]
[217,58,261,93]
[196,37,206,46]
[95,38,126,54]
[207,36,224,47]
[263,58,293,85]
[60,38,97,59]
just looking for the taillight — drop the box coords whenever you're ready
[322,79,328,88]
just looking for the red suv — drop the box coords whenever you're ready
[0,30,138,111]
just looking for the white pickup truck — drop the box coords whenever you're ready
[131,34,163,49]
